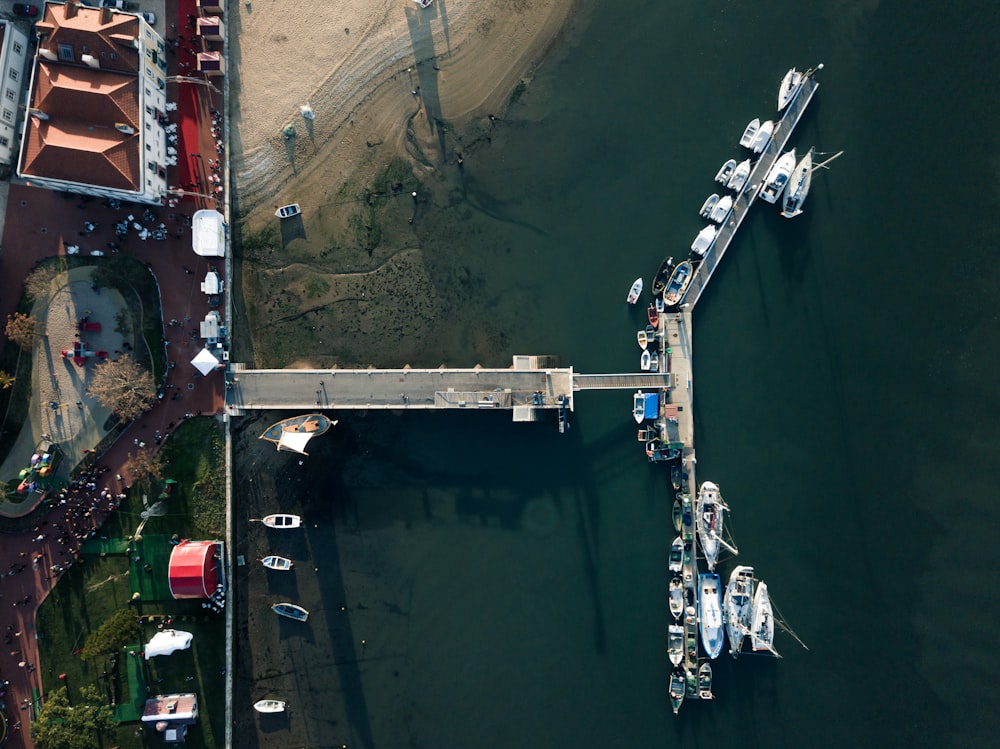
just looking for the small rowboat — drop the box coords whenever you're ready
[255,514,301,529]
[640,349,652,371]
[272,602,309,622]
[739,118,760,148]
[260,555,293,571]
[672,499,682,532]
[626,277,643,304]
[647,303,658,327]
[698,662,714,700]
[669,576,684,620]
[275,203,301,219]
[253,699,286,714]
[637,329,648,349]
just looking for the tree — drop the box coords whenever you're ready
[126,447,165,495]
[24,262,62,302]
[5,312,43,351]
[31,684,114,749]
[87,354,156,422]
[0,371,15,389]
[80,608,142,660]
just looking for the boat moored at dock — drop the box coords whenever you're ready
[708,195,733,224]
[669,670,686,714]
[668,536,684,573]
[668,624,685,666]
[699,193,720,219]
[714,159,737,185]
[633,390,658,423]
[727,158,752,192]
[691,225,718,257]
[781,148,813,217]
[777,68,804,110]
[650,257,675,298]
[760,150,797,204]
[698,573,725,660]
[750,120,774,154]
[751,581,779,656]
[698,662,714,700]
[696,480,727,571]
[739,118,760,148]
[662,261,693,307]
[724,564,754,657]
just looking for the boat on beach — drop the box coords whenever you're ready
[691,225,717,257]
[724,564,754,657]
[777,68,804,110]
[669,576,684,620]
[714,158,737,185]
[781,148,813,217]
[750,120,774,154]
[708,195,733,224]
[727,158,752,192]
[751,581,779,656]
[698,573,725,660]
[698,662,714,700]
[275,203,301,219]
[650,256,675,298]
[256,514,302,530]
[668,624,685,666]
[253,699,286,714]
[760,149,796,204]
[626,277,643,304]
[739,118,760,148]
[259,413,337,455]
[260,555,294,571]
[272,602,309,622]
[669,669,686,714]
[662,261,693,307]
[696,480,726,571]
[699,193,720,219]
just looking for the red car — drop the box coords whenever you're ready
[13,4,39,17]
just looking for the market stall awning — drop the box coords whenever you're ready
[200,271,221,295]
[192,209,225,257]
[190,347,220,376]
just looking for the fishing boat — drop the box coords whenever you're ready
[668,536,683,573]
[647,302,659,327]
[714,158,737,185]
[637,329,648,349]
[260,555,294,571]
[699,193,720,219]
[253,699,286,714]
[708,195,733,224]
[690,225,717,257]
[738,118,760,148]
[669,576,684,620]
[698,662,714,700]
[275,203,301,219]
[696,481,726,571]
[760,150,796,204]
[626,277,643,304]
[672,499,682,532]
[751,581,778,655]
[662,261,693,307]
[257,514,302,529]
[727,158,752,192]
[777,68,803,110]
[698,573,724,660]
[645,441,679,462]
[649,256,675,298]
[668,625,685,666]
[781,148,813,218]
[669,670,686,714]
[272,602,309,622]
[637,426,657,442]
[259,413,337,456]
[750,120,774,154]
[724,564,754,657]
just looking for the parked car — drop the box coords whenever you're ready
[12,4,40,17]
[140,10,155,24]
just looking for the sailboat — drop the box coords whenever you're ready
[698,573,725,660]
[259,413,337,455]
[781,148,812,217]
[723,564,754,657]
[696,481,733,572]
[777,68,804,110]
[668,624,685,666]
[750,581,779,656]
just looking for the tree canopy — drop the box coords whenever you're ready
[126,447,165,495]
[79,607,142,660]
[5,312,43,351]
[31,684,115,749]
[86,354,156,422]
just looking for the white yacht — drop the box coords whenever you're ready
[777,68,803,110]
[724,565,754,657]
[698,573,724,660]
[781,148,813,217]
[696,480,725,571]
[760,150,796,204]
[751,581,779,656]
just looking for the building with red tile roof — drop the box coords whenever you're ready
[16,1,169,204]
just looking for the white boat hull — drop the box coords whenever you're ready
[739,118,760,148]
[751,581,777,655]
[781,148,813,217]
[254,699,286,714]
[724,565,754,657]
[750,120,774,154]
[760,150,796,204]
[699,574,724,660]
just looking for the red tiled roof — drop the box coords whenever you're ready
[36,3,140,74]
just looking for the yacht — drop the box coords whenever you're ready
[777,68,803,110]
[698,574,725,659]
[751,581,778,656]
[760,150,796,204]
[696,480,725,571]
[781,148,813,217]
[724,565,754,657]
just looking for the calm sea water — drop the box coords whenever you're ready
[263,2,1000,747]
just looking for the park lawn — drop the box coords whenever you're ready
[35,417,227,748]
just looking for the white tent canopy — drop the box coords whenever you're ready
[145,629,193,659]
[192,209,225,257]
[200,271,221,295]
[191,347,221,376]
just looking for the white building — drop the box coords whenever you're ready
[0,19,31,170]
[16,2,169,205]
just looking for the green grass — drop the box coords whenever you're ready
[35,417,226,748]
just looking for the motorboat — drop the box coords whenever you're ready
[690,225,717,257]
[698,573,724,660]
[272,602,309,622]
[750,120,774,154]
[698,662,714,700]
[668,624,685,666]
[708,195,733,224]
[257,514,302,530]
[669,576,684,620]
[778,68,803,110]
[260,555,294,571]
[696,480,725,571]
[724,564,754,657]
[637,329,648,349]
[760,150,797,204]
[650,256,675,298]
[738,118,760,148]
[260,413,337,455]
[646,441,679,462]
[699,193,720,219]
[669,669,686,714]
[253,699,286,714]
[672,499,682,532]
[714,159,737,185]
[751,581,779,655]
[626,277,643,304]
[275,203,301,219]
[668,536,683,573]
[781,148,813,218]
[727,158,752,192]
[662,261,693,307]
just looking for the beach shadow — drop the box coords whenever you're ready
[404,6,447,160]
[283,133,298,174]
[278,216,306,248]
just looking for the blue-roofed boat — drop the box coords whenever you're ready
[632,390,658,423]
